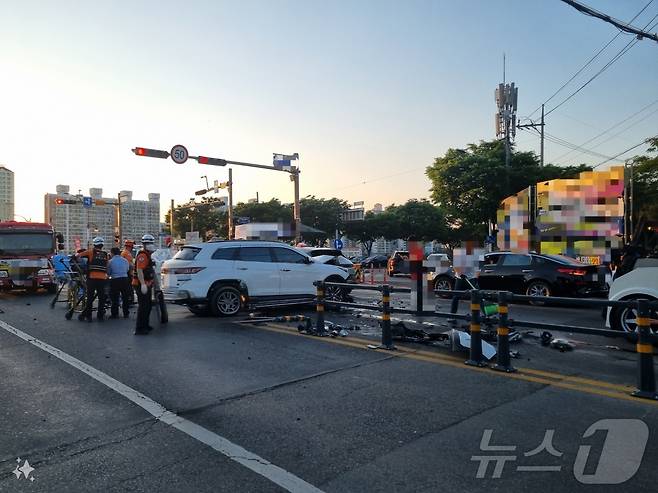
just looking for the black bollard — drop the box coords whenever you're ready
[380,284,395,349]
[465,290,487,367]
[632,299,658,400]
[315,281,326,335]
[492,291,516,372]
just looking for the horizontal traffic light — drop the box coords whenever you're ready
[197,156,227,166]
[55,198,77,205]
[133,147,170,159]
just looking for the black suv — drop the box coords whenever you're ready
[477,252,609,298]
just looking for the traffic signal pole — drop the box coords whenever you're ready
[131,147,301,242]
[228,168,234,240]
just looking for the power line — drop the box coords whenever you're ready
[551,98,658,162]
[560,0,658,42]
[525,0,654,119]
[519,126,613,161]
[593,137,654,169]
[545,15,658,117]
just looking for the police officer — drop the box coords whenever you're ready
[76,236,109,322]
[134,234,158,335]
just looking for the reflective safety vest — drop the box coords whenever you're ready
[134,249,155,286]
[89,249,109,274]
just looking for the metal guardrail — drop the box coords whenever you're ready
[313,281,658,401]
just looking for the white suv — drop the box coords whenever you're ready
[161,241,350,316]
[606,258,658,333]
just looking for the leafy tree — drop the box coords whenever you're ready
[299,196,349,244]
[426,139,591,237]
[233,199,291,223]
[342,212,386,256]
[386,199,448,241]
[629,136,658,225]
[165,197,226,240]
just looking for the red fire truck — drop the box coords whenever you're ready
[0,221,59,292]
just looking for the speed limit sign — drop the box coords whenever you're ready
[170,144,189,164]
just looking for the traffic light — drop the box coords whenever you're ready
[133,147,169,159]
[197,156,227,166]
[55,198,77,205]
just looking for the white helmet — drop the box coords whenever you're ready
[141,234,155,245]
[92,236,105,247]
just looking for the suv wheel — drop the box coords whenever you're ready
[324,277,345,301]
[526,280,551,305]
[610,298,657,334]
[210,286,242,316]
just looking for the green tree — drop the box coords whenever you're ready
[342,212,388,256]
[165,197,226,240]
[629,136,658,224]
[386,199,448,241]
[233,199,291,223]
[299,196,349,244]
[426,139,591,237]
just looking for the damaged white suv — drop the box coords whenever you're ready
[161,240,350,316]
[607,258,658,333]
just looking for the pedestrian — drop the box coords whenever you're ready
[76,237,109,322]
[108,247,132,319]
[134,234,158,335]
[121,239,136,304]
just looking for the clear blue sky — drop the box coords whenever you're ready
[1,0,656,222]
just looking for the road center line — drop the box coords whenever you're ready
[0,320,324,493]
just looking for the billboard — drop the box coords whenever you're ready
[496,167,624,263]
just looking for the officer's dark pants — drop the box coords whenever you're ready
[136,285,152,331]
[81,278,107,320]
[110,277,132,318]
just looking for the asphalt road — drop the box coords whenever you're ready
[1,288,657,492]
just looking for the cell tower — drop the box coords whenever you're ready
[495,81,518,168]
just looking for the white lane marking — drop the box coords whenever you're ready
[0,320,323,493]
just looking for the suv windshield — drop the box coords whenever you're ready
[173,247,201,260]
[0,233,54,256]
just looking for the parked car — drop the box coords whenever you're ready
[475,252,609,299]
[425,253,456,293]
[161,241,350,316]
[298,247,356,278]
[606,258,658,333]
[360,254,388,269]
[387,250,410,275]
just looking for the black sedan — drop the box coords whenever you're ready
[477,252,609,298]
[359,255,389,269]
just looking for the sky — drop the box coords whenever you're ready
[1,0,657,222]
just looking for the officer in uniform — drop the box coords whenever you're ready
[134,234,158,335]
[76,236,109,322]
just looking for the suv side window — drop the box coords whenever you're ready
[500,254,532,267]
[272,247,308,264]
[237,247,274,263]
[211,247,239,260]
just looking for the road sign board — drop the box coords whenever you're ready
[171,144,189,164]
[333,239,343,250]
[83,196,92,208]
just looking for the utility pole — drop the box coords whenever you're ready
[540,104,545,166]
[170,199,175,240]
[517,104,546,166]
[292,168,301,243]
[228,168,234,240]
